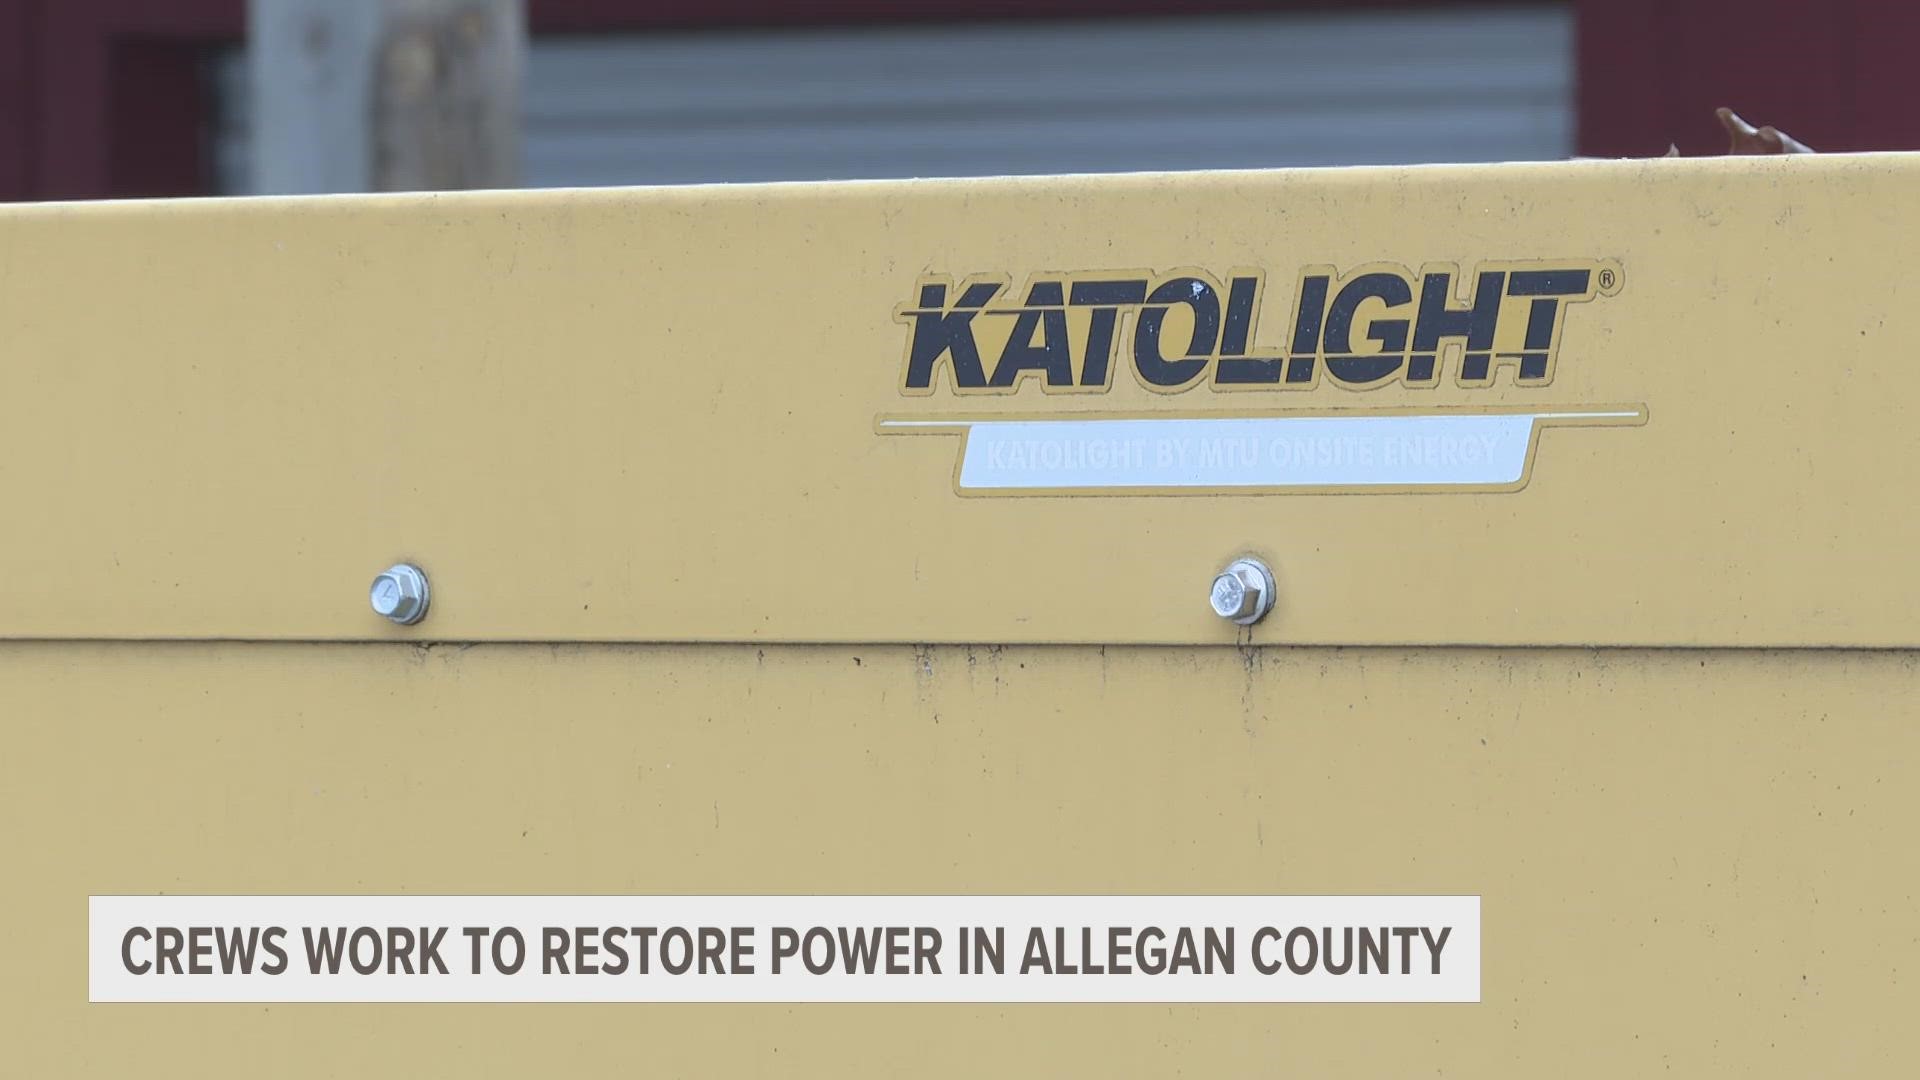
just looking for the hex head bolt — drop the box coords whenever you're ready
[1209,557,1275,626]
[370,563,431,625]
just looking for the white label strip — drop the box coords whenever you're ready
[90,894,1479,1003]
[880,410,1642,491]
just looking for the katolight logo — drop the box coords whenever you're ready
[877,260,1644,496]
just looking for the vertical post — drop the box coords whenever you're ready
[250,0,524,195]
[371,0,524,191]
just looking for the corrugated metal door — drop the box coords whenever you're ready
[213,6,1571,191]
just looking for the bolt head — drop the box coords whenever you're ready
[370,563,430,625]
[1209,558,1275,626]
[1210,572,1253,620]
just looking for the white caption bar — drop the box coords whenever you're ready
[880,409,1642,491]
[91,895,1479,1003]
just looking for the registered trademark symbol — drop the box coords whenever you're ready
[1598,268,1617,290]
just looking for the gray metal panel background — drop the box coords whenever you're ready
[213,6,1572,192]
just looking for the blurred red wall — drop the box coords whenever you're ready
[1577,0,1920,156]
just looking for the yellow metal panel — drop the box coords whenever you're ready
[1,158,1916,644]
[8,642,1916,1075]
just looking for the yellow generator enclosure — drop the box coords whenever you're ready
[3,155,1918,1076]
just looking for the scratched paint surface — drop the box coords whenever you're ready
[10,642,1916,1076]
